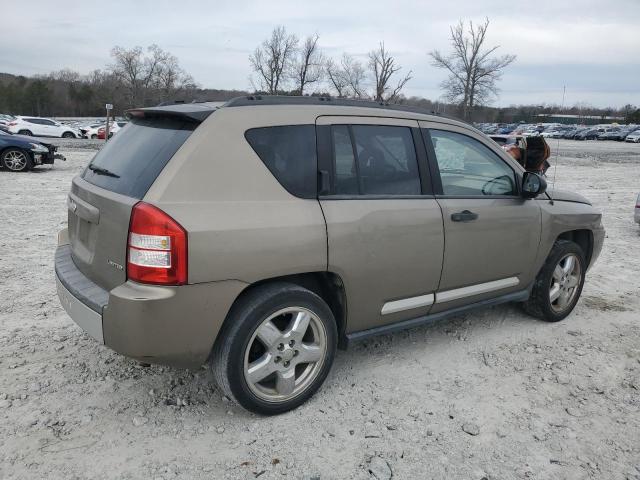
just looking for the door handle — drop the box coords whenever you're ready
[451,210,478,222]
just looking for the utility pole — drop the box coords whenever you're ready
[105,103,113,142]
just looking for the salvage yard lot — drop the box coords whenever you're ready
[0,139,639,479]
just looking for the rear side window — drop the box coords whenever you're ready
[82,117,195,199]
[245,125,317,199]
[328,125,421,196]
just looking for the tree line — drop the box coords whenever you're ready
[0,19,638,123]
[0,44,201,118]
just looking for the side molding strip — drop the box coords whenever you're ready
[347,289,530,345]
[436,277,520,303]
[381,293,435,315]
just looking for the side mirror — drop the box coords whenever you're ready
[521,171,547,199]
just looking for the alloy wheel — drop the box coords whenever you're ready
[243,307,327,402]
[3,150,28,171]
[549,253,582,313]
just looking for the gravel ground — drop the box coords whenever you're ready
[0,139,639,480]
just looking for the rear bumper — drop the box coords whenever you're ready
[55,230,247,368]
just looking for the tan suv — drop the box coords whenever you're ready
[55,96,604,414]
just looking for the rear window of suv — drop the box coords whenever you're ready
[82,117,195,199]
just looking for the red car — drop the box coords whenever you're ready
[97,121,128,139]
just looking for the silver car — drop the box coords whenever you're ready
[55,96,605,414]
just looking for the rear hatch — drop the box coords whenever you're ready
[68,107,212,291]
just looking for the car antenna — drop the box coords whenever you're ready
[549,85,566,206]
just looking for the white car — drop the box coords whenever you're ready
[109,121,128,136]
[625,130,640,143]
[7,116,81,138]
[81,123,105,139]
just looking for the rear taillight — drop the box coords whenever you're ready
[8,122,17,126]
[127,202,187,285]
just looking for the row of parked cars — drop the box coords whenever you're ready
[477,122,640,142]
[0,114,128,139]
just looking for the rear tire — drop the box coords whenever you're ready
[17,129,32,136]
[523,240,586,322]
[212,282,337,415]
[1,148,33,172]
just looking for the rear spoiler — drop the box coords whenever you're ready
[125,104,217,123]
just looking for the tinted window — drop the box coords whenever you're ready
[24,118,40,124]
[245,125,317,198]
[82,117,195,199]
[41,119,56,126]
[331,125,420,195]
[430,129,516,196]
[331,125,359,194]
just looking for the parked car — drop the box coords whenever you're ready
[563,128,585,139]
[0,130,65,171]
[97,121,128,139]
[596,128,622,141]
[7,116,81,138]
[80,123,105,139]
[575,129,600,140]
[541,130,564,138]
[55,96,605,414]
[614,128,639,141]
[624,130,640,143]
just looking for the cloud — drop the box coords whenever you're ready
[1,0,638,107]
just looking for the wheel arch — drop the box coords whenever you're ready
[556,229,594,267]
[213,271,349,355]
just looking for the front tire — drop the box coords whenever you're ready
[1,148,33,171]
[62,131,75,138]
[91,134,98,139]
[212,283,337,415]
[523,240,586,322]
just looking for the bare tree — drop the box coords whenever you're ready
[291,34,324,95]
[368,43,412,102]
[249,26,298,94]
[430,18,516,120]
[110,46,145,105]
[109,44,196,106]
[341,54,367,98]
[325,53,366,98]
[325,58,349,97]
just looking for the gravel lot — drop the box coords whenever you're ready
[1,139,639,479]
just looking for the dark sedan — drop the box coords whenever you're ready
[0,130,64,172]
[574,129,600,140]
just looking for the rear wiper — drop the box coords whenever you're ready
[88,164,120,178]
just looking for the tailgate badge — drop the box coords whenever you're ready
[108,260,124,271]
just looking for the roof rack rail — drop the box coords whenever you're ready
[223,95,447,118]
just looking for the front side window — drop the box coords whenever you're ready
[245,125,317,199]
[429,129,517,196]
[329,125,421,196]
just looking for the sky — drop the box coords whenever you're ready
[2,0,639,108]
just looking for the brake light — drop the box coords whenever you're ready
[127,202,187,285]
[8,122,17,126]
